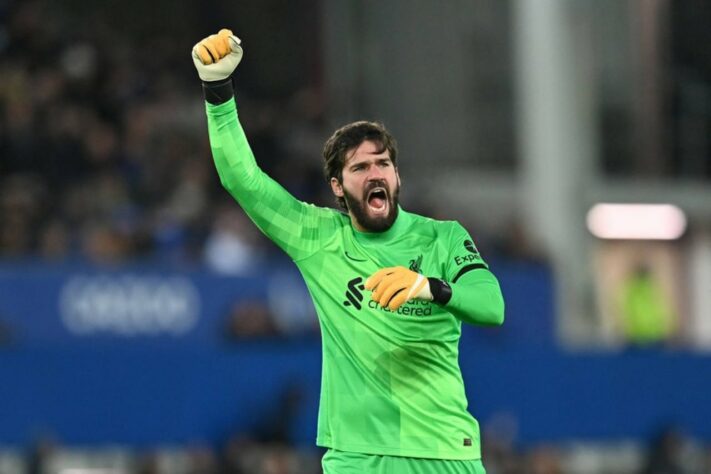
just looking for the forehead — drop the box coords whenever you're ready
[345,140,390,165]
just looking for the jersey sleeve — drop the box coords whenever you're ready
[206,97,338,261]
[442,222,505,326]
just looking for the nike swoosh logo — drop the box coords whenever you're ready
[344,251,367,262]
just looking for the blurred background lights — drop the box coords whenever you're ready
[587,203,688,240]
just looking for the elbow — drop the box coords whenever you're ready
[491,304,505,326]
[218,171,260,197]
[219,177,239,200]
[220,178,241,196]
[218,175,231,192]
[458,295,504,327]
[482,292,505,327]
[451,276,505,326]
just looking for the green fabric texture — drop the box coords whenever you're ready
[206,98,505,460]
[322,449,488,474]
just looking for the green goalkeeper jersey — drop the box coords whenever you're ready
[206,98,505,460]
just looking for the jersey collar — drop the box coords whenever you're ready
[351,205,411,245]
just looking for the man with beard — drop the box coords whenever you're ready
[193,29,504,474]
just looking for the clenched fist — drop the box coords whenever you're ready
[192,28,243,82]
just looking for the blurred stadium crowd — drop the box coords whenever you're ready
[0,0,331,270]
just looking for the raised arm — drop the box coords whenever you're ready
[192,29,337,261]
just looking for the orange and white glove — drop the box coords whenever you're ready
[365,266,433,311]
[192,28,243,82]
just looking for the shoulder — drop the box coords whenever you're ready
[405,211,479,249]
[408,212,464,235]
[403,210,461,239]
[303,203,351,227]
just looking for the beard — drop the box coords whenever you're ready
[343,180,400,232]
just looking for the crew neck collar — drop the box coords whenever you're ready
[351,206,411,244]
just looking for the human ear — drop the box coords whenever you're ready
[330,177,344,197]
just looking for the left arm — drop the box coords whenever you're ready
[431,222,504,326]
[428,222,504,326]
[366,222,505,326]
[435,265,505,326]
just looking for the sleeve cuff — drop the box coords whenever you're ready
[428,278,452,305]
[202,78,235,105]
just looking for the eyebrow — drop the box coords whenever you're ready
[349,156,391,168]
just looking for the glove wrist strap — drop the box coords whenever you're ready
[427,278,452,305]
[202,78,234,105]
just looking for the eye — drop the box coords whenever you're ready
[378,161,390,168]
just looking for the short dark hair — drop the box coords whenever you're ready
[322,121,398,210]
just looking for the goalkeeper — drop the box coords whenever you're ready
[193,29,504,474]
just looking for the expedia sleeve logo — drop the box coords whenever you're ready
[451,238,488,282]
[464,240,478,254]
[454,239,483,266]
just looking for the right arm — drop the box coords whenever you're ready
[194,30,338,261]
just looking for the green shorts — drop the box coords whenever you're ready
[322,449,487,474]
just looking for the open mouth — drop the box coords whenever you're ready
[366,187,388,214]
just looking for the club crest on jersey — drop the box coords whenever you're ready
[408,254,423,273]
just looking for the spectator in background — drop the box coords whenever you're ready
[26,436,59,474]
[185,443,219,474]
[223,299,279,340]
[527,445,563,474]
[481,412,523,474]
[0,0,329,265]
[641,427,690,474]
[0,175,46,256]
[135,452,161,474]
[38,218,71,260]
[619,263,677,347]
[204,205,263,274]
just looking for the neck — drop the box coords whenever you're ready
[349,213,368,232]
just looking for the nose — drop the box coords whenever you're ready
[366,165,385,181]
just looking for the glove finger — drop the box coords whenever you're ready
[194,43,213,65]
[377,277,408,308]
[370,271,401,300]
[215,35,230,57]
[387,290,410,311]
[202,38,222,63]
[365,267,396,291]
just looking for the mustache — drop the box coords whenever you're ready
[362,180,389,200]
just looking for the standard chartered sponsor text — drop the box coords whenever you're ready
[367,299,433,316]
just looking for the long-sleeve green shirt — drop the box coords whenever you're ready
[206,97,504,460]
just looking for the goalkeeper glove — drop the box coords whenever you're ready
[192,28,243,82]
[365,267,433,311]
